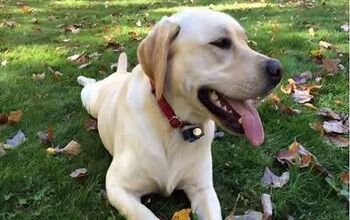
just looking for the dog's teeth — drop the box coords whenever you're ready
[214,100,220,107]
[222,106,228,111]
[238,117,243,124]
[228,109,233,114]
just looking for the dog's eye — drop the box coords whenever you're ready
[210,38,232,49]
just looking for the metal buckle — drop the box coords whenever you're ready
[169,116,183,128]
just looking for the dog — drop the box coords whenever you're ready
[78,8,282,220]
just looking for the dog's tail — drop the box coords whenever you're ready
[116,52,128,73]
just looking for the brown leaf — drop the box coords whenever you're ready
[70,168,88,178]
[37,131,50,145]
[276,140,317,167]
[0,113,9,124]
[316,107,342,120]
[279,104,302,115]
[280,79,296,94]
[47,124,54,143]
[323,134,349,147]
[322,58,340,74]
[21,5,33,14]
[84,118,98,131]
[129,31,142,41]
[58,140,81,156]
[309,122,325,136]
[8,110,22,123]
[300,155,312,167]
[340,172,349,184]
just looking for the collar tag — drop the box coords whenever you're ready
[181,124,204,142]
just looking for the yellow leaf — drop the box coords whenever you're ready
[172,209,192,220]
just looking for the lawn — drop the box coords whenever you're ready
[0,0,348,219]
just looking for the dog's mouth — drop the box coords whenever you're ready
[198,87,264,146]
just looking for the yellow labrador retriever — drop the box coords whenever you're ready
[78,8,281,220]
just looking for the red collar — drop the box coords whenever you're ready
[150,81,189,128]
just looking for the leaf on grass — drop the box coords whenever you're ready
[78,62,91,69]
[292,71,312,85]
[309,122,325,136]
[1,59,8,66]
[136,20,142,27]
[280,79,296,94]
[129,31,142,41]
[279,104,302,115]
[84,118,98,131]
[58,140,81,156]
[0,145,6,157]
[340,23,349,32]
[308,27,315,37]
[316,107,342,120]
[319,41,333,49]
[322,134,349,148]
[70,168,88,178]
[323,120,348,134]
[225,210,263,220]
[261,167,289,188]
[266,93,281,104]
[322,58,340,74]
[1,20,17,28]
[340,172,349,185]
[8,110,22,123]
[292,89,313,104]
[0,113,8,124]
[261,193,272,220]
[6,130,26,148]
[32,72,46,80]
[303,103,317,110]
[276,140,316,167]
[37,131,50,145]
[21,5,33,14]
[172,209,192,220]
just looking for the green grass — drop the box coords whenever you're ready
[0,0,348,219]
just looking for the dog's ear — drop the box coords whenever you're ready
[138,17,180,100]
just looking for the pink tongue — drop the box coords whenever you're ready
[227,100,264,146]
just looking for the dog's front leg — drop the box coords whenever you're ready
[186,186,222,220]
[106,160,158,220]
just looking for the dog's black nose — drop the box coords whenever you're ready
[265,59,282,86]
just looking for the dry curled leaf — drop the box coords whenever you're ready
[316,108,342,120]
[319,41,333,49]
[261,193,272,220]
[340,23,349,32]
[292,89,313,104]
[70,168,88,178]
[276,140,316,167]
[21,5,33,14]
[46,147,59,155]
[261,167,290,188]
[0,113,9,124]
[280,78,296,94]
[225,210,263,220]
[84,118,98,131]
[322,134,349,148]
[303,103,317,110]
[279,104,302,115]
[292,71,312,85]
[323,120,348,134]
[58,140,81,156]
[8,110,22,123]
[172,209,192,220]
[309,122,325,136]
[322,58,340,74]
[32,72,46,80]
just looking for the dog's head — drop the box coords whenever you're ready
[138,9,282,146]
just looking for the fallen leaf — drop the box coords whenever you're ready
[84,118,98,131]
[7,110,22,123]
[70,168,88,178]
[308,27,315,37]
[1,59,8,66]
[0,144,6,157]
[1,20,17,28]
[300,155,312,167]
[309,122,325,136]
[32,72,46,80]
[261,193,272,220]
[136,20,142,27]
[172,209,191,220]
[78,62,91,69]
[316,107,342,120]
[37,131,50,145]
[323,120,348,134]
[0,113,9,124]
[225,210,263,220]
[340,172,349,184]
[319,41,333,49]
[292,71,312,85]
[303,103,317,110]
[340,23,349,32]
[322,134,349,147]
[276,140,316,167]
[129,31,142,41]
[21,5,33,14]
[279,104,302,115]
[322,58,340,74]
[46,147,59,155]
[47,124,54,143]
[6,130,26,148]
[280,79,296,94]
[58,140,81,156]
[31,17,39,24]
[292,89,313,104]
[261,167,290,188]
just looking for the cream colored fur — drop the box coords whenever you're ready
[78,8,277,220]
